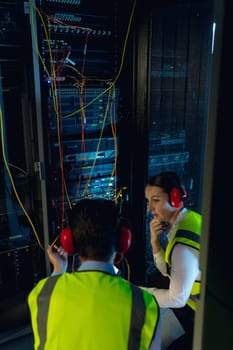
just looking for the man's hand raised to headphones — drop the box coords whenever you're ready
[47,245,68,275]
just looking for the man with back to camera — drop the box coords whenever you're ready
[28,198,161,350]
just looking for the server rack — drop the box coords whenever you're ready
[30,0,135,273]
[0,0,45,341]
[127,0,214,282]
[145,1,213,279]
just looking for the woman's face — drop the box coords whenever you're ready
[145,184,176,222]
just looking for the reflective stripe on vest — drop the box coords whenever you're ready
[176,229,200,246]
[186,280,201,311]
[31,273,159,350]
[36,276,60,350]
[128,284,158,349]
[165,210,201,311]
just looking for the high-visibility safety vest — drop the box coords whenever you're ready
[164,209,202,311]
[28,271,160,350]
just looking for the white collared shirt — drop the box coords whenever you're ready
[143,208,201,308]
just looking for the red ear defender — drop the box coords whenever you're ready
[119,226,132,254]
[114,226,132,265]
[170,187,182,208]
[170,187,186,208]
[60,225,132,259]
[60,227,74,255]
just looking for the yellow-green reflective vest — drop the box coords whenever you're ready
[164,209,202,311]
[28,271,160,350]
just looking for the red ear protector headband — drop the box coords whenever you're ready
[59,226,132,256]
[169,186,187,208]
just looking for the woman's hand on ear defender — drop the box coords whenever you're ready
[47,245,68,275]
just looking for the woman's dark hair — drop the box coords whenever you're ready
[148,171,186,198]
[68,199,120,260]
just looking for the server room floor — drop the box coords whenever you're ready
[0,309,184,350]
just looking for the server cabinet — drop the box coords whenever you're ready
[127,0,214,283]
[30,0,136,273]
[145,0,214,279]
[0,0,45,341]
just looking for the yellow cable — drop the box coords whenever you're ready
[0,105,44,251]
[62,0,137,119]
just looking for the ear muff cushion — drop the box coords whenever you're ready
[60,227,74,255]
[118,226,132,253]
[170,187,183,208]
